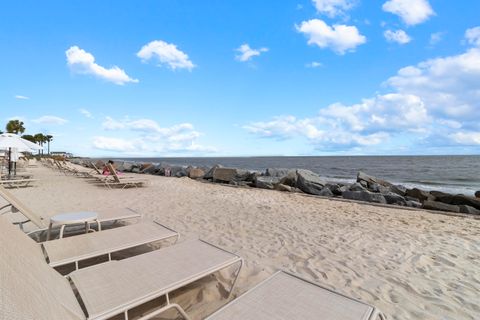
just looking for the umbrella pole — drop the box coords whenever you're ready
[8,147,11,176]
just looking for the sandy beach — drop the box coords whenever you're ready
[9,165,480,320]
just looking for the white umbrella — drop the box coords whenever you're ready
[0,133,42,152]
[0,133,43,175]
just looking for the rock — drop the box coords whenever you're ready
[171,166,188,177]
[122,162,133,172]
[131,167,141,174]
[325,183,346,196]
[359,180,368,188]
[213,167,237,182]
[369,183,390,194]
[383,193,407,205]
[422,201,460,213]
[142,164,159,175]
[342,190,387,204]
[295,169,327,195]
[279,172,297,187]
[141,163,153,171]
[275,184,294,192]
[254,176,281,189]
[458,205,480,215]
[406,200,422,208]
[349,183,366,192]
[357,171,393,188]
[188,168,205,179]
[476,191,480,198]
[405,188,433,202]
[266,168,296,177]
[204,164,223,180]
[317,187,334,197]
[390,184,407,196]
[433,192,480,210]
[405,196,420,202]
[95,160,105,169]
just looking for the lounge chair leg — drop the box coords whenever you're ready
[228,259,243,298]
[136,302,192,320]
[59,225,66,239]
[47,222,53,240]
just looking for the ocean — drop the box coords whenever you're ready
[113,155,480,196]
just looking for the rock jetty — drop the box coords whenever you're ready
[71,159,480,216]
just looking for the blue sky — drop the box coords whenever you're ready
[1,0,480,157]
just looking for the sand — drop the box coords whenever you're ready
[9,165,480,320]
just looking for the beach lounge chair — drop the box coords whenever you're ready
[0,185,141,235]
[0,178,37,188]
[0,215,243,320]
[42,220,178,272]
[206,271,385,320]
[103,163,147,189]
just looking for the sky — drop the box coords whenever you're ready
[1,0,480,157]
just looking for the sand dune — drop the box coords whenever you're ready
[10,166,480,320]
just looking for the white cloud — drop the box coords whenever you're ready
[79,108,93,118]
[32,116,68,125]
[102,116,126,130]
[92,137,137,152]
[244,93,429,149]
[450,132,480,145]
[235,44,269,62]
[296,19,366,55]
[384,29,411,44]
[66,46,138,85]
[312,0,356,17]
[137,40,195,71]
[465,27,480,47]
[14,95,29,100]
[96,117,216,154]
[386,47,480,120]
[382,0,434,26]
[306,61,323,68]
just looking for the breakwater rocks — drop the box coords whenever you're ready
[73,159,480,216]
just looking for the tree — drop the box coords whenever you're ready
[21,134,36,143]
[6,120,25,134]
[34,133,46,155]
[45,135,53,154]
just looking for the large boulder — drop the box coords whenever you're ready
[349,183,367,192]
[295,169,327,195]
[317,187,334,197]
[142,164,159,175]
[406,200,422,208]
[390,184,407,196]
[171,166,188,177]
[188,168,205,179]
[433,192,480,210]
[204,164,223,180]
[121,162,134,172]
[95,160,105,169]
[342,190,387,204]
[266,168,296,177]
[275,184,295,192]
[254,176,281,189]
[458,205,480,215]
[369,183,390,194]
[357,171,393,188]
[383,193,407,205]
[213,167,251,183]
[475,191,480,198]
[325,183,347,196]
[406,188,433,202]
[279,171,298,187]
[422,201,460,213]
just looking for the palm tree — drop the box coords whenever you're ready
[6,120,25,134]
[34,133,46,155]
[21,134,36,143]
[45,135,53,154]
